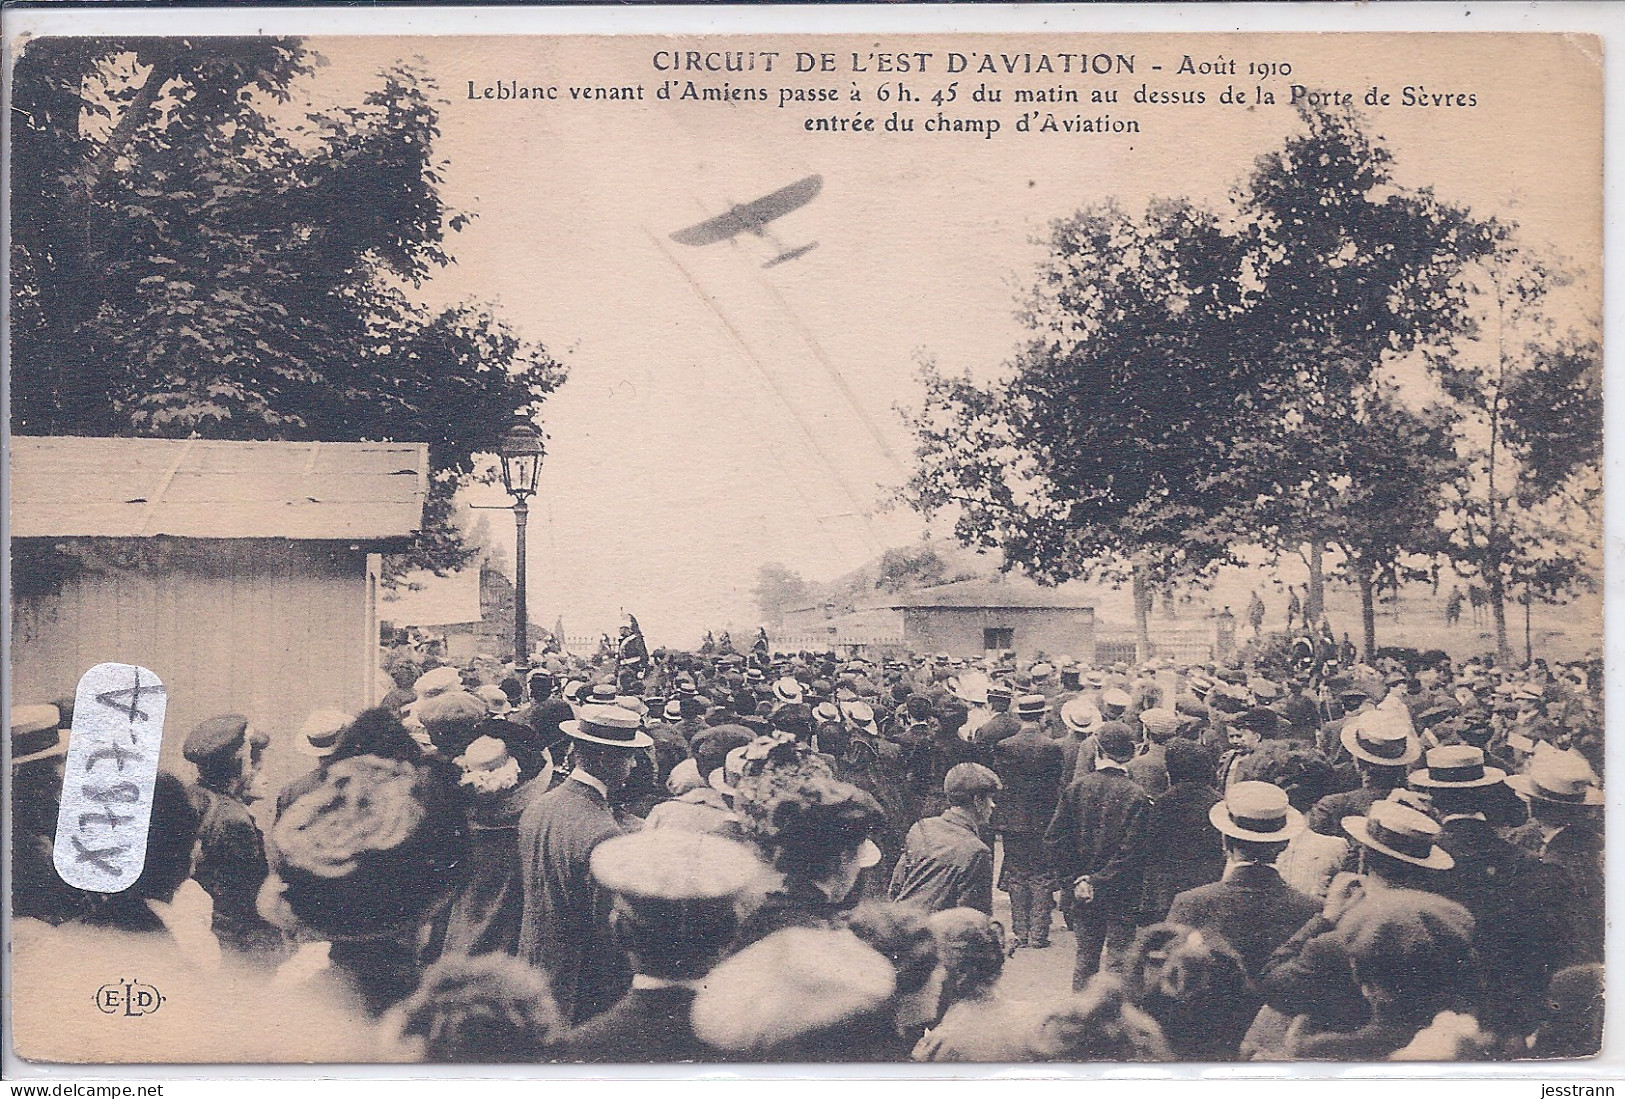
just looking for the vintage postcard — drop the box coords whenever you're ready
[4,9,1608,1073]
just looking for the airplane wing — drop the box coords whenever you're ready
[763,241,819,268]
[670,175,824,247]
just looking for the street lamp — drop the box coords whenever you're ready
[497,418,545,675]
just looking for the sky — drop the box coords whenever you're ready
[303,32,1601,646]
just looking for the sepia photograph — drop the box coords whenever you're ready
[3,13,1607,1072]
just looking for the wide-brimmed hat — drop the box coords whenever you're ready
[1061,697,1103,735]
[1409,745,1507,789]
[1209,780,1305,842]
[709,744,751,795]
[773,677,804,705]
[474,685,513,716]
[953,673,990,706]
[1340,709,1421,767]
[1015,694,1049,719]
[1506,747,1603,806]
[11,704,67,766]
[842,700,877,728]
[562,704,655,748]
[298,709,352,759]
[1343,801,1455,870]
[1233,707,1281,736]
[412,666,462,701]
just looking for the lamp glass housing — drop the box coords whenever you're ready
[498,420,544,499]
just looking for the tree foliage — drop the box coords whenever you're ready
[753,562,811,626]
[1431,227,1602,660]
[903,198,1261,652]
[10,38,566,576]
[902,105,1598,663]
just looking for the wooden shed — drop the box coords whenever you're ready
[9,437,428,785]
[886,578,1096,662]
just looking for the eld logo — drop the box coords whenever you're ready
[95,979,165,1017]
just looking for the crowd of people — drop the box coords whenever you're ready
[9,635,1606,1063]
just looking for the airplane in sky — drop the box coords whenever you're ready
[670,174,822,267]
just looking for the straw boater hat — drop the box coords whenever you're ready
[11,704,67,767]
[1060,697,1103,735]
[562,704,654,749]
[1343,800,1455,870]
[1408,745,1507,789]
[1138,708,1184,742]
[1506,747,1603,807]
[772,677,804,705]
[1015,694,1049,720]
[297,709,352,759]
[1340,708,1421,767]
[1209,780,1305,842]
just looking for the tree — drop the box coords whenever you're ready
[1318,390,1461,659]
[753,562,810,626]
[875,545,947,593]
[1431,226,1602,664]
[1225,104,1490,624]
[10,38,565,578]
[903,198,1258,657]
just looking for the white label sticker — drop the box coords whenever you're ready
[53,663,167,893]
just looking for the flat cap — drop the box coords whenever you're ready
[184,713,261,765]
[944,761,1003,798]
[591,829,765,902]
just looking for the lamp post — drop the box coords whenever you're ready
[497,419,545,676]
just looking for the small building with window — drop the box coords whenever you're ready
[885,578,1095,662]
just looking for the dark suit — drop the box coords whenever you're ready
[517,776,631,1025]
[889,806,994,915]
[1434,815,1581,1036]
[992,728,1066,835]
[1127,742,1169,798]
[993,727,1066,945]
[1044,765,1150,986]
[1304,784,1385,838]
[558,983,714,1063]
[188,785,280,955]
[1137,782,1224,923]
[1166,863,1320,977]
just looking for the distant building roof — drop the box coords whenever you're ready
[10,437,429,541]
[885,578,1095,610]
[380,567,484,627]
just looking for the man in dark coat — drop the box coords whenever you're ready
[1166,780,1320,977]
[890,762,1000,915]
[517,705,653,1026]
[1304,708,1419,834]
[558,828,764,1063]
[992,695,1066,950]
[1045,723,1150,988]
[969,683,1021,766]
[1413,745,1581,1042]
[1507,749,1605,966]
[1136,739,1224,923]
[183,714,282,957]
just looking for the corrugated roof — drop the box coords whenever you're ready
[9,437,429,540]
[886,578,1095,610]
